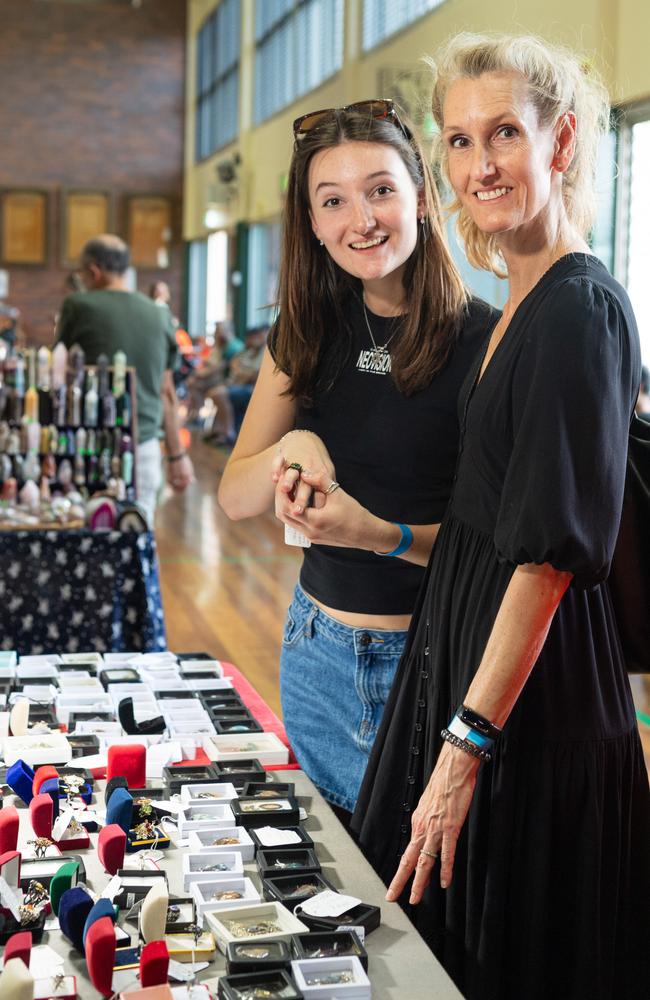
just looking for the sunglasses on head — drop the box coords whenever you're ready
[292,98,412,141]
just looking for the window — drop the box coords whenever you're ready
[363,0,445,52]
[246,222,282,329]
[623,115,650,363]
[196,0,241,161]
[254,0,343,125]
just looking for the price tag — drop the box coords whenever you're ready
[284,524,311,548]
[299,889,362,918]
[338,923,365,943]
[168,959,210,982]
[101,874,122,900]
[52,809,75,840]
[255,826,302,847]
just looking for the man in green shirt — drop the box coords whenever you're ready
[56,234,194,525]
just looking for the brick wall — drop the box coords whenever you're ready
[0,0,186,344]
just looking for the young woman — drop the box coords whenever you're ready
[353,34,650,1000]
[218,101,497,817]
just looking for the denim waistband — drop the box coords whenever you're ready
[291,584,408,654]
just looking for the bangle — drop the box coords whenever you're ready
[166,452,186,463]
[374,522,413,557]
[441,728,491,763]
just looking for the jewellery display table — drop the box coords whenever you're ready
[12,771,463,1000]
[0,530,166,654]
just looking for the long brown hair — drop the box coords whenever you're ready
[274,108,467,401]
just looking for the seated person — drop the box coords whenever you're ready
[206,325,268,444]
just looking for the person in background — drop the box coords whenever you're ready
[353,33,650,1000]
[207,324,268,445]
[56,235,194,524]
[218,101,497,821]
[185,321,245,424]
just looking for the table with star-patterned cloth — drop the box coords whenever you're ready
[0,529,166,653]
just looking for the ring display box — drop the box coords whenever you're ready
[106,787,134,834]
[86,916,117,996]
[291,956,371,998]
[19,855,85,890]
[114,870,168,909]
[127,823,171,852]
[263,873,335,912]
[213,717,264,735]
[182,850,244,891]
[67,733,100,757]
[204,732,290,766]
[139,939,170,989]
[163,930,216,962]
[231,796,300,829]
[179,782,238,807]
[29,793,90,851]
[0,850,46,945]
[163,763,221,795]
[291,931,369,972]
[98,824,127,875]
[211,759,267,787]
[4,733,72,767]
[257,849,321,880]
[58,885,94,951]
[114,945,141,971]
[298,903,381,937]
[140,880,168,943]
[205,901,309,955]
[187,825,255,861]
[191,876,261,917]
[33,975,78,1000]
[217,969,302,1000]
[243,781,295,800]
[177,803,235,837]
[50,859,81,914]
[248,827,314,853]
[0,804,20,853]
[163,895,196,933]
[6,759,36,803]
[225,937,292,975]
[3,929,33,968]
[83,897,118,949]
[107,744,146,788]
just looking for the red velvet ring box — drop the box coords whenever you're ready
[107,744,146,789]
[29,793,90,851]
[98,825,127,876]
[33,975,77,1000]
[32,765,59,796]
[0,805,20,854]
[3,929,32,968]
[0,850,21,918]
[86,916,117,997]
[140,940,169,988]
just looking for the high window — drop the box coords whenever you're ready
[363,0,445,51]
[254,0,344,125]
[196,0,241,161]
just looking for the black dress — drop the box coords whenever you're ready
[353,255,650,1000]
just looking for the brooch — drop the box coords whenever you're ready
[28,836,54,859]
[133,820,156,841]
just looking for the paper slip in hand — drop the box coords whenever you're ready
[285,523,311,548]
[254,826,302,847]
[0,874,22,921]
[299,889,362,919]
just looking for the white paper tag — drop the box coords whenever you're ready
[44,915,61,931]
[299,889,362,918]
[0,874,22,921]
[52,809,75,840]
[299,807,308,821]
[101,874,123,900]
[168,959,210,982]
[30,944,65,979]
[154,798,183,814]
[254,826,302,847]
[284,523,311,547]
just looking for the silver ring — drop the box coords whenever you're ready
[325,480,340,494]
[419,849,438,860]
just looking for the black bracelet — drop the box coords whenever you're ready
[166,452,186,463]
[441,728,492,763]
[457,704,501,743]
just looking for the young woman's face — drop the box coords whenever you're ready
[308,140,422,290]
[442,71,560,243]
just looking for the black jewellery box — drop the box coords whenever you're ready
[163,763,221,795]
[214,717,264,735]
[19,854,87,891]
[209,706,254,721]
[201,690,245,709]
[225,937,292,975]
[256,848,321,880]
[68,711,114,731]
[212,758,266,786]
[114,870,168,909]
[262,872,335,911]
[99,666,141,689]
[231,795,300,830]
[132,790,177,824]
[249,826,314,853]
[243,781,295,800]
[218,969,303,1000]
[164,895,197,934]
[291,930,369,971]
[299,902,381,937]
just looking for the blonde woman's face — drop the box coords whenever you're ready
[307,140,422,292]
[442,71,559,242]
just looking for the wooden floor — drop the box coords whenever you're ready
[155,434,650,770]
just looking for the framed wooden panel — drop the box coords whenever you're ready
[62,190,111,266]
[127,195,172,268]
[0,190,47,265]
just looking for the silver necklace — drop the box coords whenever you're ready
[358,296,400,375]
[362,296,399,356]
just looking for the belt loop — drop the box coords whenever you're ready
[304,604,317,638]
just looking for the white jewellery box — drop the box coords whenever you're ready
[204,732,289,766]
[205,901,308,955]
[191,876,260,917]
[188,826,255,862]
[182,851,244,891]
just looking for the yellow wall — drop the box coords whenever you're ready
[184,0,650,240]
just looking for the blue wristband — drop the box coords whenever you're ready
[375,522,413,557]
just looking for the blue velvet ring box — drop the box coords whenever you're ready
[105,787,134,835]
[58,886,95,952]
[6,759,35,804]
[40,778,61,821]
[83,898,117,950]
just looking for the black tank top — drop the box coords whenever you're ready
[278,295,498,614]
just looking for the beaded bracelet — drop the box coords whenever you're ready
[441,727,492,763]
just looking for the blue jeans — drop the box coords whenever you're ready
[280,584,408,812]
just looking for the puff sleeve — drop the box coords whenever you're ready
[494,277,640,589]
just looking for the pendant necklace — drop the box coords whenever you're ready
[358,295,400,375]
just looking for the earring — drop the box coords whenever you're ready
[319,239,324,246]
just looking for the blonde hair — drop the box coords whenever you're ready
[429,33,610,274]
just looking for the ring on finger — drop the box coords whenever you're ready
[419,849,438,861]
[325,480,340,494]
[287,462,302,472]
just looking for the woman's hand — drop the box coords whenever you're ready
[271,431,336,514]
[386,743,480,904]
